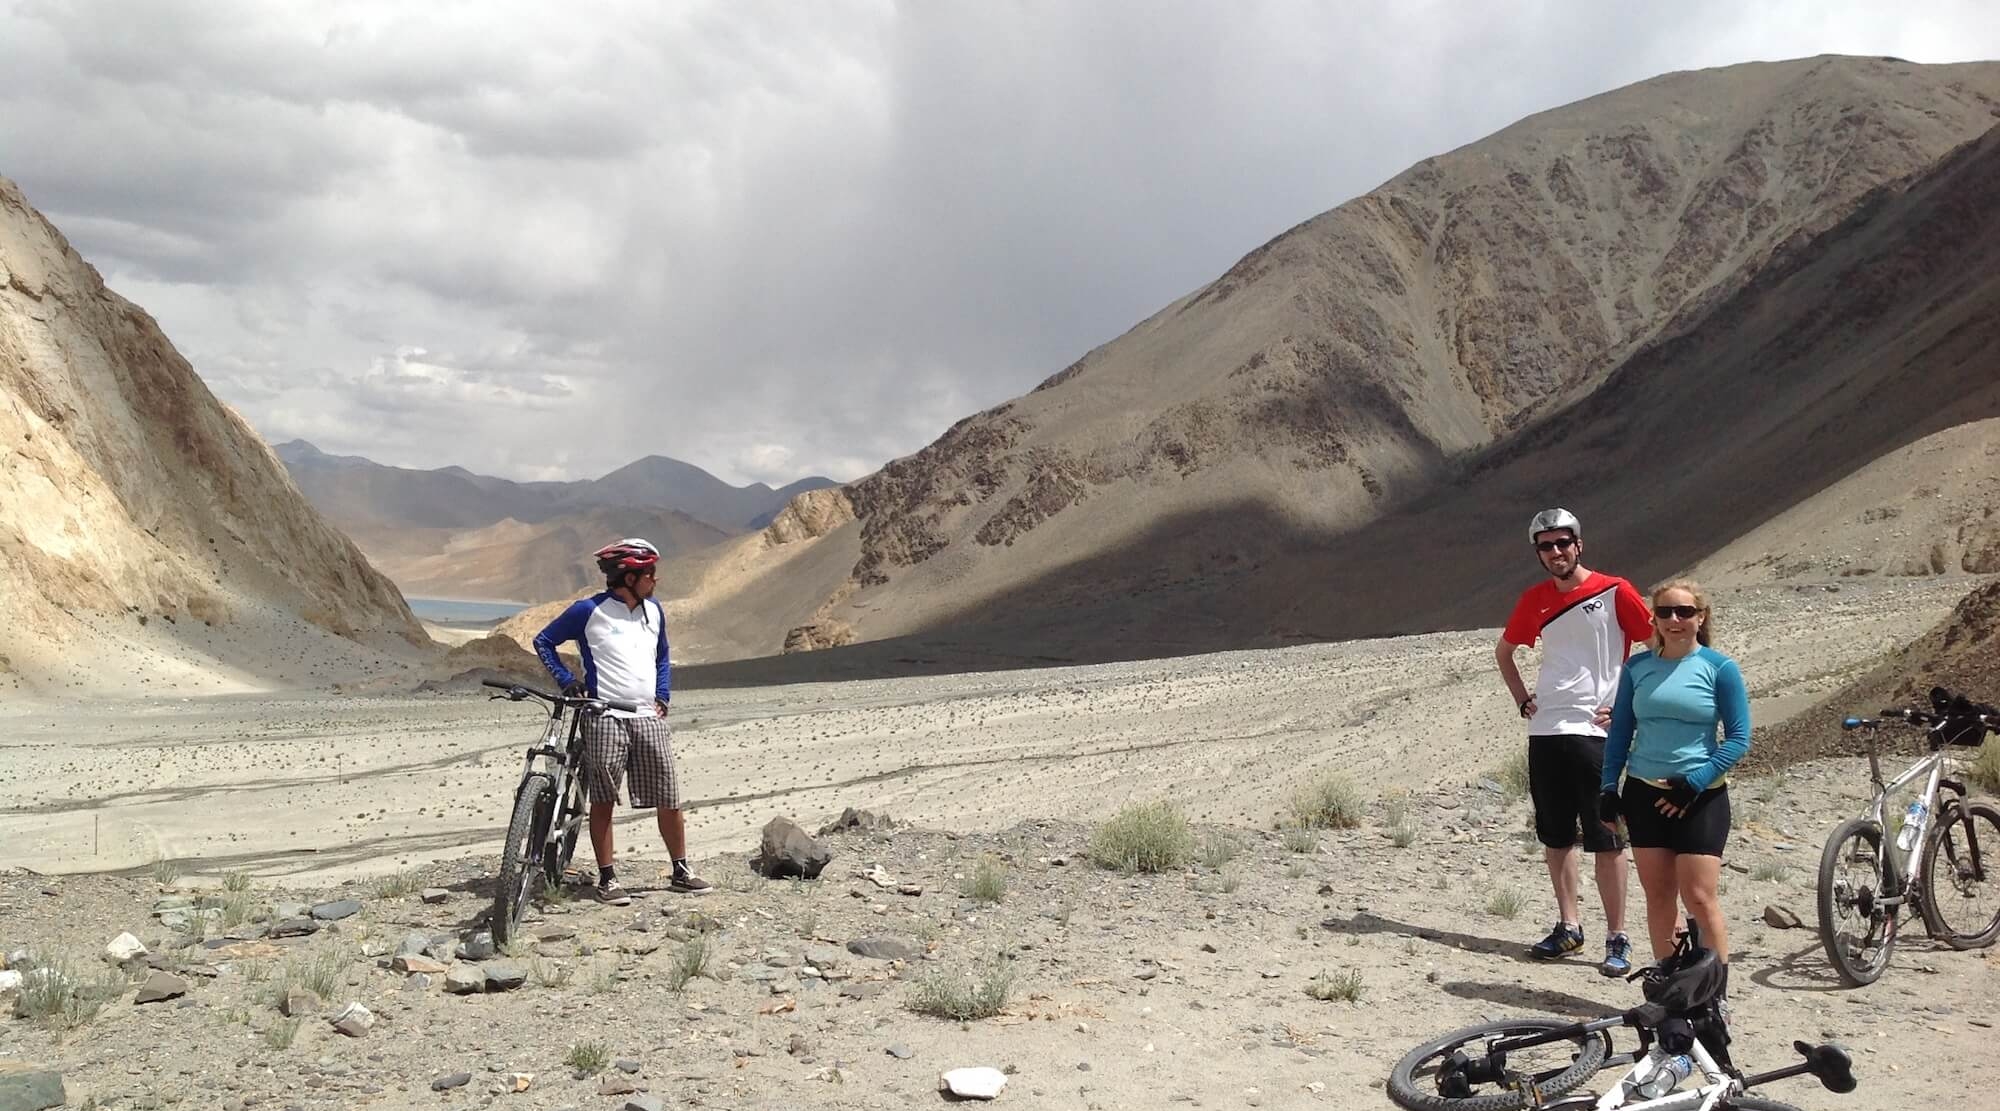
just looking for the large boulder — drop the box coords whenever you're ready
[752,817,832,879]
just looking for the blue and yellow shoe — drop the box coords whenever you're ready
[1600,933,1633,977]
[1528,922,1584,960]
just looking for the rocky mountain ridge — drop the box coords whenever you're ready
[0,177,429,695]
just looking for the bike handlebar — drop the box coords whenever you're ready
[1840,686,1996,747]
[480,678,642,714]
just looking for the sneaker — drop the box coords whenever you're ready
[593,879,632,906]
[1528,923,1584,961]
[1600,933,1633,977]
[669,871,713,895]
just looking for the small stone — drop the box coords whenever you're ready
[330,1001,374,1035]
[106,933,148,962]
[402,973,432,992]
[456,932,496,961]
[310,899,362,921]
[615,1060,642,1074]
[420,888,451,904]
[939,1067,1007,1100]
[396,930,431,957]
[430,1073,472,1091]
[599,1077,639,1096]
[134,971,189,1004]
[752,816,833,879]
[444,965,486,994]
[393,954,447,974]
[1199,942,1218,954]
[279,989,322,1017]
[1762,904,1804,930]
[482,961,528,991]
[508,1073,534,1093]
[846,936,918,961]
[886,1044,914,1059]
[623,1096,664,1111]
[268,918,320,939]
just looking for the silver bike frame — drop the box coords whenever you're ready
[1588,1038,1735,1109]
[1863,743,1947,902]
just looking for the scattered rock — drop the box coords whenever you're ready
[1762,904,1805,930]
[310,899,362,921]
[456,932,497,961]
[818,807,894,835]
[444,965,486,995]
[133,971,188,1004]
[420,888,451,904]
[940,1067,1007,1100]
[623,1096,665,1111]
[481,961,528,991]
[0,1068,66,1111]
[392,954,448,975]
[268,918,320,939]
[330,1001,374,1037]
[395,930,431,957]
[887,1043,915,1059]
[847,936,918,961]
[105,933,147,963]
[752,817,833,880]
[0,971,20,993]
[279,989,321,1017]
[430,1073,472,1092]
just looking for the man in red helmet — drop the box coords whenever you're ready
[534,538,709,901]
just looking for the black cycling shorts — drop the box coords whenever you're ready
[1529,734,1625,852]
[1621,780,1730,857]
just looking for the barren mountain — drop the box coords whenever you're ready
[343,506,732,604]
[0,178,429,696]
[663,55,2000,671]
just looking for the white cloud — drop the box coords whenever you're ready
[5,0,1999,486]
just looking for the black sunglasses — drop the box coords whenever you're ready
[1534,537,1578,553]
[1655,605,1701,621]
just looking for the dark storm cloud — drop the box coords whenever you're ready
[3,1,1997,485]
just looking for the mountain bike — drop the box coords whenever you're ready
[1816,687,2000,987]
[482,678,639,945]
[1387,920,1857,1111]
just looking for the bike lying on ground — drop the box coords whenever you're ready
[1387,920,1856,1111]
[482,678,638,945]
[1817,687,2000,987]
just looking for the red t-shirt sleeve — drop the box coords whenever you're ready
[1614,580,1653,643]
[1501,590,1543,647]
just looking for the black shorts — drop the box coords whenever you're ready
[1529,734,1625,852]
[1620,780,1730,857]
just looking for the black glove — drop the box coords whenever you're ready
[1597,790,1622,826]
[561,679,587,698]
[1659,776,1700,816]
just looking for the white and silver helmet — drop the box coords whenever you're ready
[1528,508,1581,542]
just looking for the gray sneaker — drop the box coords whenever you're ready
[1528,923,1584,960]
[593,879,632,906]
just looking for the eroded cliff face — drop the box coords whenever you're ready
[749,56,2000,654]
[0,176,427,692]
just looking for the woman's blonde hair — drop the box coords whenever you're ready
[1649,578,1714,652]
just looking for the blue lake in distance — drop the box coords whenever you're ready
[406,597,529,625]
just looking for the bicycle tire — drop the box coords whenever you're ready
[1816,815,1895,986]
[1715,1099,1805,1110]
[1920,800,2000,949]
[1387,1018,1609,1111]
[493,773,555,946]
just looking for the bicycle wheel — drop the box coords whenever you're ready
[1715,1099,1805,1110]
[1816,816,1896,986]
[1387,1018,1609,1111]
[1920,801,2000,949]
[493,773,554,946]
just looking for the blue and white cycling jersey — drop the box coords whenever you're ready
[533,592,669,718]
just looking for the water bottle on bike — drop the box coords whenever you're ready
[1895,799,1927,852]
[1632,1052,1693,1098]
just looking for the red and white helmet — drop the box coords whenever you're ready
[594,538,660,577]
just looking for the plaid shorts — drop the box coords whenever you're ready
[582,713,681,811]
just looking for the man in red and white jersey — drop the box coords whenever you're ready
[1495,508,1653,974]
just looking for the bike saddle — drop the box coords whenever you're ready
[1797,1041,1856,1093]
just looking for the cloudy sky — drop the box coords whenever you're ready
[5,1,1998,486]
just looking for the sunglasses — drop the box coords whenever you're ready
[1654,605,1702,621]
[1534,537,1578,553]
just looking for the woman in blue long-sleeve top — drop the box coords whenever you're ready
[1600,580,1750,970]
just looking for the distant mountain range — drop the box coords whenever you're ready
[274,440,837,601]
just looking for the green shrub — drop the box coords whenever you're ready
[1305,969,1364,1002]
[1089,800,1196,874]
[565,1040,610,1074]
[12,953,125,1031]
[1486,889,1526,919]
[907,958,1014,1020]
[1280,823,1317,854]
[1289,774,1365,830]
[961,855,1008,904]
[1494,750,1531,801]
[665,937,712,993]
